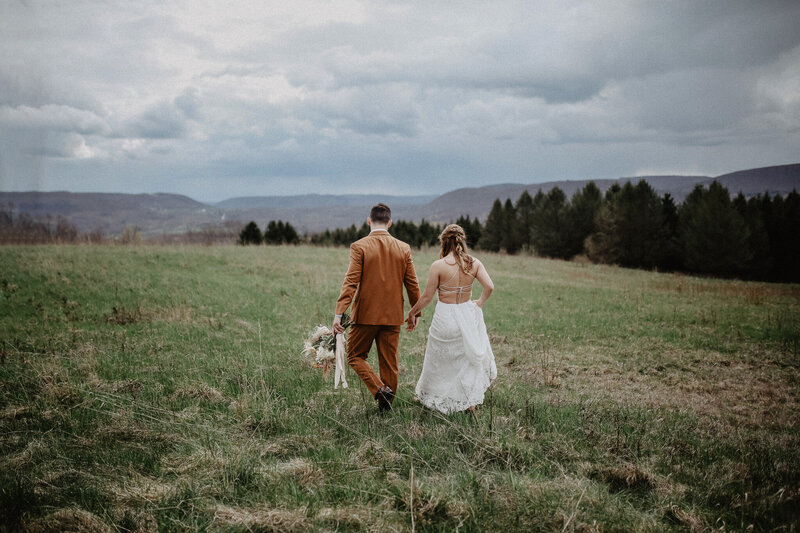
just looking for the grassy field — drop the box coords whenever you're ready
[1,244,798,532]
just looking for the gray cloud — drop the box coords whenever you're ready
[37,132,95,159]
[0,104,109,135]
[0,0,798,200]
[174,87,200,119]
[124,101,189,139]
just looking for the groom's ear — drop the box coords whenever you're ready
[386,220,392,229]
[367,217,372,227]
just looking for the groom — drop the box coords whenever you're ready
[333,203,420,411]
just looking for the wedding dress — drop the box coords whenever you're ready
[415,264,497,414]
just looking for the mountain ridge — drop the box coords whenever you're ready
[2,163,798,236]
[214,193,436,209]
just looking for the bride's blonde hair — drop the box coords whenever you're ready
[439,224,474,274]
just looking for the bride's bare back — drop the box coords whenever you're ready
[408,253,494,318]
[435,257,476,304]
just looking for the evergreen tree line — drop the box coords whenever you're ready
[308,222,369,246]
[238,220,300,245]
[241,182,799,282]
[309,219,447,248]
[477,181,800,282]
[243,218,450,248]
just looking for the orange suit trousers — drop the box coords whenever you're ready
[347,323,401,401]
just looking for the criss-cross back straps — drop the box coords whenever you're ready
[438,262,474,304]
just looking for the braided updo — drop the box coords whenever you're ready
[439,224,475,274]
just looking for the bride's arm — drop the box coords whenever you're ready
[473,259,494,308]
[407,262,438,321]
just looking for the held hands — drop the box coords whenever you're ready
[332,315,344,335]
[405,312,420,331]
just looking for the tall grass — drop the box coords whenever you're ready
[1,245,798,531]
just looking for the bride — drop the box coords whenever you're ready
[406,224,497,414]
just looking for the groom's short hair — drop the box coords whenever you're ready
[370,203,391,224]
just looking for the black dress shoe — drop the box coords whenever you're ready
[376,385,394,411]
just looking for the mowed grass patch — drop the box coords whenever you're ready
[1,244,798,531]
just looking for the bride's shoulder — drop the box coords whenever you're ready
[469,256,482,272]
[430,257,452,272]
[430,257,446,268]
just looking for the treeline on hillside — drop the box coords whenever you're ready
[238,220,300,245]
[149,221,244,245]
[1,203,243,245]
[241,218,452,248]
[309,219,450,248]
[243,180,798,283]
[477,181,799,282]
[0,205,102,244]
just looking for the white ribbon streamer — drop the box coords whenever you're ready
[334,333,348,389]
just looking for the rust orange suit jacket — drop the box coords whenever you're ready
[336,231,421,325]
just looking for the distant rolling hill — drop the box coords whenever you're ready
[1,163,798,236]
[396,176,711,223]
[0,192,223,236]
[714,163,800,195]
[401,163,800,223]
[212,194,436,235]
[215,193,436,209]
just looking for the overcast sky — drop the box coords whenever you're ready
[1,0,799,202]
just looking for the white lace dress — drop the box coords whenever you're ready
[415,299,497,414]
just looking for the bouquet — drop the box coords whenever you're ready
[301,312,351,387]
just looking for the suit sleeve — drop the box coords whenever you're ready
[403,248,421,309]
[336,243,363,315]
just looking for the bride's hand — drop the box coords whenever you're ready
[474,299,483,308]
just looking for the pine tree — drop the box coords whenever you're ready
[344,224,359,244]
[311,228,332,245]
[238,221,263,245]
[264,220,280,244]
[391,220,415,245]
[530,187,570,258]
[586,181,667,268]
[627,181,670,268]
[419,219,438,247]
[501,198,521,254]
[763,190,800,282]
[783,190,800,282]
[479,199,504,252]
[659,193,682,271]
[564,182,601,257]
[585,186,622,265]
[468,216,482,249]
[456,215,481,248]
[455,215,482,250]
[282,221,300,244]
[515,190,535,251]
[732,193,770,279]
[358,222,370,240]
[679,182,751,276]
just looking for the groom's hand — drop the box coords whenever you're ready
[405,313,419,331]
[333,315,344,334]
